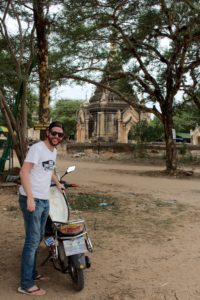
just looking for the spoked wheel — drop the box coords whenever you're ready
[69,260,84,291]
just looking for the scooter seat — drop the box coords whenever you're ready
[57,229,84,238]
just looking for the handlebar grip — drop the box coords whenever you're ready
[50,181,78,188]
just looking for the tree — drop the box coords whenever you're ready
[0,0,69,165]
[51,99,82,138]
[129,118,164,143]
[173,102,200,132]
[0,0,56,165]
[0,0,36,165]
[1,0,200,174]
[178,1,200,114]
[33,0,50,140]
[27,90,39,128]
[51,0,200,173]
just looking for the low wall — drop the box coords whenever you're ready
[66,142,136,153]
[65,142,200,151]
[63,142,200,159]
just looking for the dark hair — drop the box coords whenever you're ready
[48,121,64,131]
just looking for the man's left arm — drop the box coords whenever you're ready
[51,172,65,192]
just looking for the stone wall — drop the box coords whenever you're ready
[64,142,200,158]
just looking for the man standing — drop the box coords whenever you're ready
[18,121,64,296]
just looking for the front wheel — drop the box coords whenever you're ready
[69,260,84,291]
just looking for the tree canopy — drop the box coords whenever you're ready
[51,0,200,172]
[0,0,200,173]
[50,99,82,138]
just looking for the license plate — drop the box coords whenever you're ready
[63,236,87,256]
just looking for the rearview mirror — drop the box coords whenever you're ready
[66,165,76,174]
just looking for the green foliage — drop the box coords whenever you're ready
[178,153,200,164]
[136,8,162,42]
[0,111,5,125]
[129,118,164,143]
[173,102,200,132]
[0,39,19,95]
[27,91,39,128]
[179,143,188,156]
[50,99,83,138]
[1,0,200,173]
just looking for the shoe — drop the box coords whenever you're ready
[34,274,50,281]
[18,286,46,296]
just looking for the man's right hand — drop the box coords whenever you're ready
[27,197,36,212]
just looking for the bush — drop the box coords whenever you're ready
[179,143,188,156]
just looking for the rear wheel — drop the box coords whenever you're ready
[58,242,68,272]
[69,260,84,291]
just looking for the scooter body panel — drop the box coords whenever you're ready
[49,186,69,222]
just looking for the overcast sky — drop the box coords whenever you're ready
[51,83,95,102]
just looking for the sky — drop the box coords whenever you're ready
[51,83,95,102]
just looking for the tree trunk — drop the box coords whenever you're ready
[20,81,28,140]
[33,0,50,139]
[0,90,25,166]
[163,113,177,173]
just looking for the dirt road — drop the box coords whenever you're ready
[1,156,200,300]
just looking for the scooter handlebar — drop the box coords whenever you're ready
[60,180,79,189]
[50,181,79,189]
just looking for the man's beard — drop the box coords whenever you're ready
[47,136,60,147]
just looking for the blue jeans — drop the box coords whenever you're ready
[19,194,49,290]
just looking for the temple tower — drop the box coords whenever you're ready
[76,42,142,143]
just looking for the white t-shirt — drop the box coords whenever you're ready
[19,141,57,199]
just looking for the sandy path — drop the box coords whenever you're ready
[1,156,200,299]
[57,158,200,206]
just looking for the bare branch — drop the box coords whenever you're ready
[2,0,12,22]
[112,23,164,101]
[10,1,24,64]
[0,90,19,147]
[159,0,174,36]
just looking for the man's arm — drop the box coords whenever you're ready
[20,162,35,212]
[51,172,65,192]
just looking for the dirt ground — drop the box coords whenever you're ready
[1,152,200,300]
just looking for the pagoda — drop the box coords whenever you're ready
[76,45,142,143]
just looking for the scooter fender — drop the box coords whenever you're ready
[70,253,86,269]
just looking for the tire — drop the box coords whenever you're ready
[58,242,68,272]
[69,260,84,291]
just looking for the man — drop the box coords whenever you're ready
[18,121,64,296]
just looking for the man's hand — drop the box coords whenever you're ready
[56,182,65,193]
[27,196,36,212]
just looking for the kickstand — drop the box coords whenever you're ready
[41,253,51,266]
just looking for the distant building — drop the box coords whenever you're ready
[76,43,149,144]
[176,132,191,143]
[28,128,40,141]
[76,90,145,144]
[191,125,200,145]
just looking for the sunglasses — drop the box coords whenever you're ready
[50,131,64,138]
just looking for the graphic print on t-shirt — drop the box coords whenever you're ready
[42,160,55,171]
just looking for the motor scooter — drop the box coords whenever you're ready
[42,165,93,291]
